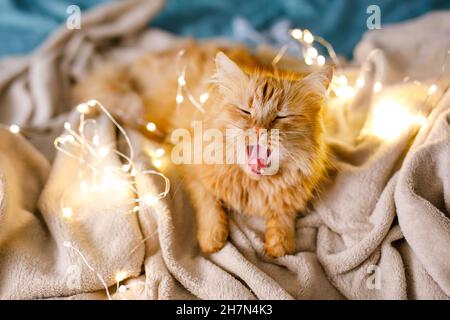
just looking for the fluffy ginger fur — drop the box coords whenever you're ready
[75,42,333,257]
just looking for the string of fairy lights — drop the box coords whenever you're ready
[56,99,170,299]
[176,49,209,112]
[287,27,448,140]
[1,27,448,299]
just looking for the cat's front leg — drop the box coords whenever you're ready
[265,211,297,257]
[188,179,229,253]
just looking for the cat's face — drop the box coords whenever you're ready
[212,52,333,179]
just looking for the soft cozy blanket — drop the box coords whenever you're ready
[0,0,449,300]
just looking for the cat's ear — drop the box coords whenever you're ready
[213,52,248,91]
[299,64,334,95]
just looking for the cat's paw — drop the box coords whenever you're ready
[264,229,296,258]
[198,224,229,254]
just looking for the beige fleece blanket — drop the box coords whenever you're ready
[0,0,449,300]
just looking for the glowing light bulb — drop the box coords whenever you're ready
[144,195,159,206]
[373,81,382,93]
[115,270,128,283]
[154,148,165,158]
[338,75,348,86]
[87,100,97,107]
[199,92,209,104]
[307,47,318,59]
[317,55,326,66]
[356,78,365,88]
[153,158,163,169]
[177,76,186,86]
[9,124,20,134]
[64,122,71,130]
[64,135,75,143]
[77,103,89,114]
[98,146,109,158]
[334,86,355,100]
[118,285,127,293]
[92,135,100,146]
[146,122,156,132]
[290,28,303,40]
[62,207,73,219]
[304,56,314,66]
[427,84,437,95]
[302,29,314,44]
[122,164,130,172]
[176,94,184,104]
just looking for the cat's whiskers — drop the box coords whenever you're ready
[280,145,298,164]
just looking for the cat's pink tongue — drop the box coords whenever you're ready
[247,144,270,175]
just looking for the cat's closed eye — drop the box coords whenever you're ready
[235,106,251,115]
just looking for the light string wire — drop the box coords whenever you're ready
[63,241,112,300]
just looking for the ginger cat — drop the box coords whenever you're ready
[75,42,333,257]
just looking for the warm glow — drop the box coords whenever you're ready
[290,28,303,40]
[76,103,89,114]
[9,124,20,134]
[92,135,100,146]
[153,158,163,169]
[332,75,355,100]
[427,84,437,95]
[334,85,355,100]
[154,148,165,158]
[64,122,71,130]
[62,207,73,219]
[337,75,348,86]
[307,47,318,59]
[144,195,159,206]
[302,29,314,43]
[373,81,382,93]
[115,270,128,283]
[368,99,426,141]
[118,285,127,293]
[304,56,313,65]
[98,146,109,158]
[177,76,186,86]
[64,135,75,144]
[176,94,184,104]
[146,122,156,132]
[199,92,209,104]
[317,55,326,66]
[356,78,365,88]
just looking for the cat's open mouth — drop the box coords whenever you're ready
[246,144,272,176]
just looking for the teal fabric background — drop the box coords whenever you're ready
[0,0,449,58]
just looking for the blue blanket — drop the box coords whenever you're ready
[1,0,449,58]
